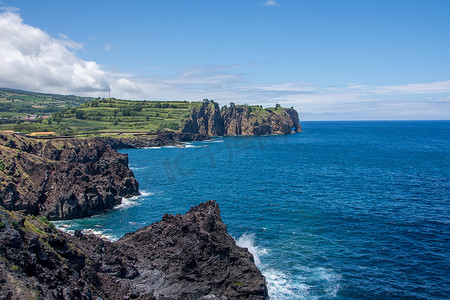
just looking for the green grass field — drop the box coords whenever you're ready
[50,98,203,132]
[0,88,94,118]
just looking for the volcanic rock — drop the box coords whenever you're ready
[0,133,139,220]
[0,201,268,299]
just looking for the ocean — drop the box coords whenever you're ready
[55,121,450,299]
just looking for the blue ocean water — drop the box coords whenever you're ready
[55,121,450,299]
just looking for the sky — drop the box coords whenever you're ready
[0,0,449,120]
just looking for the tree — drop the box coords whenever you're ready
[75,110,85,119]
[230,102,235,107]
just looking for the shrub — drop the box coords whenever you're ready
[38,216,54,228]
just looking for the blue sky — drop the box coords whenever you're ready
[0,0,449,120]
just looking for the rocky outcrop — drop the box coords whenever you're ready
[99,132,210,149]
[0,133,139,220]
[0,201,268,299]
[182,102,224,136]
[182,103,301,136]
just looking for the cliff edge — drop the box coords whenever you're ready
[0,133,139,220]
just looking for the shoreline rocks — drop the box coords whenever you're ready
[0,201,268,299]
[98,131,210,149]
[0,133,139,220]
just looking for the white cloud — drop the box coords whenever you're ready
[374,80,450,95]
[0,7,448,121]
[0,9,110,94]
[263,0,279,6]
[103,63,449,120]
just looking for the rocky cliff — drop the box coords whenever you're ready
[0,133,139,220]
[0,201,268,299]
[182,102,225,136]
[182,103,301,136]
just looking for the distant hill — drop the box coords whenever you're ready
[0,88,95,118]
[0,88,300,138]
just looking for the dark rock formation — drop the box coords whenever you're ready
[182,102,224,136]
[117,201,268,299]
[182,103,301,136]
[0,201,268,299]
[0,133,139,220]
[99,132,210,149]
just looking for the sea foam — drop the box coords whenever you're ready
[114,190,154,210]
[235,233,341,299]
[236,233,267,266]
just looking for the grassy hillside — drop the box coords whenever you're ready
[0,88,95,118]
[23,98,203,136]
[54,98,202,133]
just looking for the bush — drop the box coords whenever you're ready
[38,216,55,228]
[75,110,85,119]
[158,122,180,131]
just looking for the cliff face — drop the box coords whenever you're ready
[0,133,139,220]
[222,106,300,136]
[182,103,224,136]
[0,201,268,299]
[182,103,301,136]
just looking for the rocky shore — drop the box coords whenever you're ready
[0,201,268,299]
[98,132,210,149]
[0,133,269,299]
[0,133,139,220]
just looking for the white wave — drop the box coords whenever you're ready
[81,228,117,241]
[53,222,72,233]
[53,222,117,241]
[130,166,148,171]
[114,197,138,209]
[183,144,208,148]
[263,266,341,300]
[139,190,155,197]
[236,233,341,299]
[264,268,310,299]
[143,146,162,149]
[114,190,154,210]
[236,233,267,267]
[202,139,224,143]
